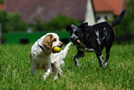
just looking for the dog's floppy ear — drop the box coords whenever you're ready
[66,25,75,32]
[66,25,72,32]
[78,22,88,29]
[43,34,53,49]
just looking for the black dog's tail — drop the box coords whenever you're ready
[109,10,126,27]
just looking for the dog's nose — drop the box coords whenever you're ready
[61,42,63,46]
[71,36,75,41]
[59,42,63,47]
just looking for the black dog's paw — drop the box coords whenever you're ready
[75,63,81,67]
[100,62,108,68]
[103,62,108,67]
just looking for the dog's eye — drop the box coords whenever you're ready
[70,31,73,34]
[53,38,57,42]
[75,31,79,35]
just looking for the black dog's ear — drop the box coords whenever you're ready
[66,25,75,32]
[66,25,71,32]
[78,22,88,28]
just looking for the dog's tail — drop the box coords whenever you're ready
[109,10,126,27]
[62,42,72,59]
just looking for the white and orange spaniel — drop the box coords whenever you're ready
[30,33,72,80]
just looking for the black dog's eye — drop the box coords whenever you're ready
[70,31,74,34]
[75,31,78,34]
[70,31,73,33]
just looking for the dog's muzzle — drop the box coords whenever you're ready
[71,38,80,45]
[57,42,63,48]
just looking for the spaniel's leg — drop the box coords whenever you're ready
[52,63,59,80]
[43,63,52,80]
[31,63,38,75]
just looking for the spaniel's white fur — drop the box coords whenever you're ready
[30,33,72,80]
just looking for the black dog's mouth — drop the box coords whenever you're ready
[72,39,81,45]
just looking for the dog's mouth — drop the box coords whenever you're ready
[57,42,63,48]
[76,40,80,43]
[52,44,63,53]
[72,39,81,45]
[57,45,62,48]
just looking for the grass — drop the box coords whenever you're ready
[0,43,134,89]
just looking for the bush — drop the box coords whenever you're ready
[0,11,28,32]
[114,15,134,43]
[0,11,28,43]
[32,18,45,31]
[32,15,80,31]
[0,0,4,4]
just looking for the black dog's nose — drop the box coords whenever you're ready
[71,36,75,41]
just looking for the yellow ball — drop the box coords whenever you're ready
[53,46,61,53]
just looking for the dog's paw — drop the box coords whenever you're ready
[43,74,47,80]
[59,72,65,77]
[103,62,108,67]
[53,76,58,81]
[68,42,73,46]
[76,63,81,67]
[59,70,64,76]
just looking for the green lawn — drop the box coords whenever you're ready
[0,44,134,89]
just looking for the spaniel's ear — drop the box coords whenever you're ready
[43,34,53,49]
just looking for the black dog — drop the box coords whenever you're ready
[66,10,126,67]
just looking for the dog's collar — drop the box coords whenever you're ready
[38,44,45,52]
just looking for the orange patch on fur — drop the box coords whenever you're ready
[43,34,53,49]
[43,34,57,49]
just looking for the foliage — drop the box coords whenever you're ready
[113,2,134,43]
[126,0,134,18]
[0,11,28,32]
[126,0,134,35]
[117,0,134,42]
[32,18,45,31]
[0,11,28,43]
[107,0,134,43]
[114,15,134,43]
[32,15,80,31]
[0,0,4,4]
[0,44,134,89]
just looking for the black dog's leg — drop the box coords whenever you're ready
[96,50,105,67]
[74,50,84,67]
[104,41,113,67]
[104,52,109,67]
